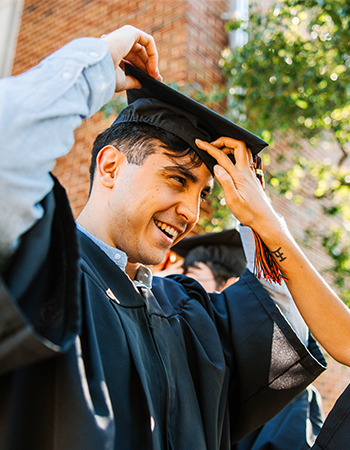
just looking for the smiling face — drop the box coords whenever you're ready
[81,141,213,276]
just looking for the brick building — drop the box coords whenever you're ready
[4,0,350,416]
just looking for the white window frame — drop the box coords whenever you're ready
[225,0,249,48]
[0,0,25,78]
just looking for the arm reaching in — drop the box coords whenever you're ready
[196,137,350,366]
[0,26,160,268]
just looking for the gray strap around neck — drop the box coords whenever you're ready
[137,287,164,316]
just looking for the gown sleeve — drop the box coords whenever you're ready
[0,37,115,373]
[210,269,326,441]
[0,178,81,375]
[164,269,327,443]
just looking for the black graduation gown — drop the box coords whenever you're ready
[0,179,326,450]
[233,386,324,450]
[310,384,350,450]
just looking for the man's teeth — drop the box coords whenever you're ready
[155,220,179,239]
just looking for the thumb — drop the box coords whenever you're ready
[122,75,142,90]
[213,165,237,195]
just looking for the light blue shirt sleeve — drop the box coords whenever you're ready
[0,37,116,266]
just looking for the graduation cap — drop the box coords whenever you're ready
[172,229,246,279]
[112,64,268,174]
[172,229,242,257]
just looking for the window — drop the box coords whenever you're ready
[0,0,24,78]
[223,0,249,48]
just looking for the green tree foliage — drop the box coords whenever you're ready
[222,0,350,153]
[220,0,350,304]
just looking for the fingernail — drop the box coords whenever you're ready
[214,165,226,176]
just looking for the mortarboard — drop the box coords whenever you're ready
[172,229,246,278]
[112,64,268,174]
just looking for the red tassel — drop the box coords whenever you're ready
[252,231,288,284]
[252,156,288,284]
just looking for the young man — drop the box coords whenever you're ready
[0,25,344,450]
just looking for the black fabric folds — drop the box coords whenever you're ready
[310,383,350,450]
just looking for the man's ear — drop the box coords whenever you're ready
[96,145,124,188]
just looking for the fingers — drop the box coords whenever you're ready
[123,36,161,80]
[193,141,240,206]
[131,30,160,79]
[210,137,253,170]
[195,138,239,175]
[195,139,233,170]
[127,43,150,69]
[196,137,274,230]
[196,136,265,202]
[196,137,261,191]
[122,46,162,82]
[102,25,162,85]
[122,75,142,91]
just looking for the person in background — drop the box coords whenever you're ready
[165,228,246,292]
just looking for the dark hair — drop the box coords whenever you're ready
[183,245,246,290]
[89,122,203,190]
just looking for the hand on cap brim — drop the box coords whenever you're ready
[195,137,273,230]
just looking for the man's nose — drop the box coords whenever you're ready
[176,196,200,225]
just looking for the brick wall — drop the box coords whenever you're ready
[314,353,350,415]
[12,0,350,422]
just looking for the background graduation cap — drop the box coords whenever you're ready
[171,229,247,279]
[172,229,243,257]
[112,64,268,174]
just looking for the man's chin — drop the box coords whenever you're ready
[141,250,170,269]
[134,250,160,265]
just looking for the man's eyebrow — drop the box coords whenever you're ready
[161,164,213,195]
[161,164,199,184]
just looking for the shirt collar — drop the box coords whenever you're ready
[76,223,153,289]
